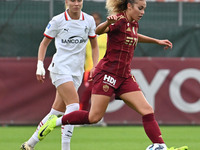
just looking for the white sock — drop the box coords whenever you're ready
[62,103,79,150]
[62,142,71,150]
[27,108,64,148]
[56,117,62,126]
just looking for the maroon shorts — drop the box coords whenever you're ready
[92,70,141,97]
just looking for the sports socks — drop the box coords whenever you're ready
[61,103,79,150]
[27,108,64,148]
[142,113,164,144]
[59,110,90,125]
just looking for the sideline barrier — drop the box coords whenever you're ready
[0,57,199,125]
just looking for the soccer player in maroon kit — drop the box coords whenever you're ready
[38,0,188,149]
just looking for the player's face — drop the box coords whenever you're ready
[128,0,146,22]
[67,0,83,13]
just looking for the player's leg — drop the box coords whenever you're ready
[120,92,188,150]
[59,94,110,125]
[38,72,112,139]
[21,92,65,150]
[38,94,111,141]
[120,91,165,144]
[61,103,79,150]
[88,94,110,123]
[59,72,112,125]
[52,90,79,150]
[56,78,80,150]
[117,76,164,144]
[80,81,93,110]
[119,76,188,150]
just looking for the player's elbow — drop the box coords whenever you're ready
[95,30,102,35]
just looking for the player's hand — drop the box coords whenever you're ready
[88,67,95,82]
[107,15,120,24]
[158,39,173,50]
[36,60,45,83]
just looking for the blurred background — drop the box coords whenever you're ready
[0,0,200,125]
[0,0,200,57]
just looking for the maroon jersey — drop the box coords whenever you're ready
[96,12,139,78]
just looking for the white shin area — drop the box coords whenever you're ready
[61,103,80,150]
[27,108,64,147]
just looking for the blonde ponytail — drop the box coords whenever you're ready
[106,0,135,15]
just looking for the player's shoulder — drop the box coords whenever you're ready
[111,13,126,27]
[82,12,94,21]
[117,13,126,21]
[51,12,65,22]
[116,13,138,26]
[48,12,66,27]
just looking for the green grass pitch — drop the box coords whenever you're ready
[0,125,199,150]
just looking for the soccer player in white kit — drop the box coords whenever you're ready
[20,0,99,150]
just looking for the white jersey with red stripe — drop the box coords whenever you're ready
[44,10,96,77]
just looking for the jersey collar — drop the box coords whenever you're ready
[64,10,84,21]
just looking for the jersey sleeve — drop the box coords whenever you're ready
[88,17,96,38]
[43,17,58,39]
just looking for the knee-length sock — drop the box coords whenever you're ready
[59,110,90,125]
[142,113,164,144]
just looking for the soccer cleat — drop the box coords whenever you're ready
[20,142,34,150]
[38,115,57,141]
[167,146,188,150]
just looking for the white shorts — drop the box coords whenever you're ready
[50,72,83,90]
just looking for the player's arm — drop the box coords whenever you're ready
[36,37,52,83]
[88,36,99,80]
[138,33,173,50]
[96,15,120,35]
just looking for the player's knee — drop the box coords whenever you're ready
[146,106,154,114]
[141,105,154,116]
[90,118,101,124]
[89,115,102,124]
[145,106,154,114]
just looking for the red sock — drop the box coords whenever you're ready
[80,82,92,111]
[62,110,90,125]
[142,113,164,143]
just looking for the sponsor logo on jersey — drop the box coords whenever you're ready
[61,36,87,44]
[103,74,116,86]
[64,28,69,32]
[125,37,138,46]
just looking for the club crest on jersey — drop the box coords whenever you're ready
[85,26,89,33]
[103,74,116,86]
[103,85,109,92]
